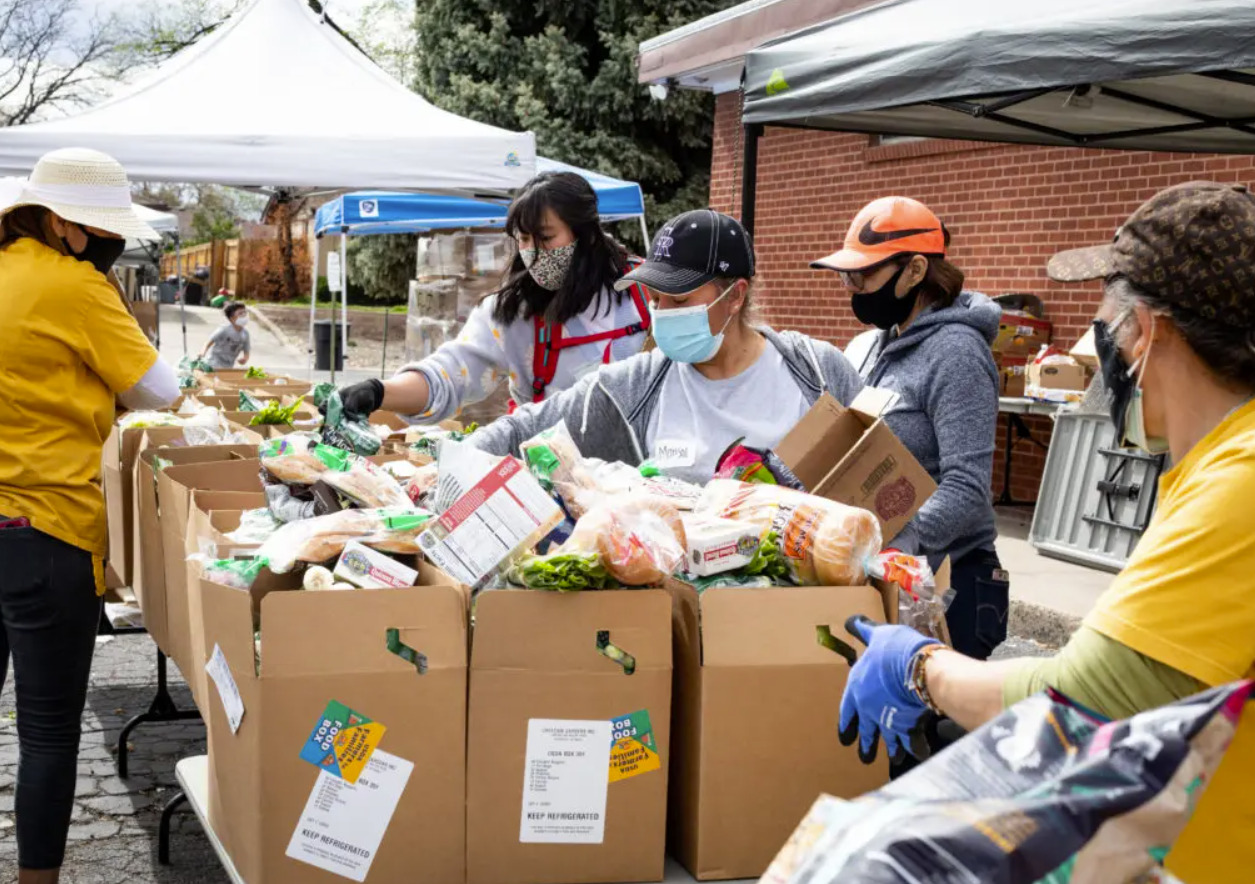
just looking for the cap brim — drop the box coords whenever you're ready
[1046,244,1116,282]
[614,261,716,295]
[809,247,884,272]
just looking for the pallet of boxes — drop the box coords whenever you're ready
[106,357,949,884]
[992,298,1053,398]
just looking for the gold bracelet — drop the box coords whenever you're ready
[909,643,947,716]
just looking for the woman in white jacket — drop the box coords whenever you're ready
[336,171,650,420]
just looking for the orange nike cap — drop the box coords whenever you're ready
[812,196,947,271]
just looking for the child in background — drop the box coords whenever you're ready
[201,301,251,369]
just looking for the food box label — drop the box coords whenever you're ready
[300,700,387,784]
[519,719,611,844]
[608,709,661,783]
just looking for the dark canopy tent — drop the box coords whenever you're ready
[737,0,1255,229]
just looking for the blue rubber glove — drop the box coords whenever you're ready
[838,614,940,764]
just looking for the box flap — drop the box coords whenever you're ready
[849,386,900,422]
[260,584,468,676]
[471,589,671,673]
[198,577,259,684]
[699,585,890,667]
[161,458,262,497]
[775,394,866,491]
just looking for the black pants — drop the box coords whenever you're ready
[944,547,1009,661]
[0,527,102,870]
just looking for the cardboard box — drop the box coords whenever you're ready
[130,443,261,655]
[992,311,1052,355]
[667,581,893,881]
[466,589,672,884]
[996,354,1028,398]
[775,389,936,544]
[1070,325,1099,368]
[158,458,265,702]
[198,563,468,884]
[1026,356,1091,404]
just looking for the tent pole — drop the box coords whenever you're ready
[176,233,187,355]
[740,123,762,236]
[340,227,349,346]
[638,215,650,252]
[308,234,320,380]
[380,303,390,380]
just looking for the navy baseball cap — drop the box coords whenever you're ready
[615,209,756,295]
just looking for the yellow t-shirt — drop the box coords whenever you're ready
[0,238,158,589]
[1085,398,1255,884]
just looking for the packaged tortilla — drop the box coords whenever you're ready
[697,479,881,586]
[257,507,434,573]
[764,682,1253,884]
[258,433,335,485]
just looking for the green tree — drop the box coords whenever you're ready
[412,0,735,250]
[347,234,415,305]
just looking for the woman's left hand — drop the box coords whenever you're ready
[839,615,939,764]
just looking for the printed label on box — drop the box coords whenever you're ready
[519,719,611,844]
[608,709,661,783]
[300,700,386,784]
[286,749,413,882]
[204,644,244,733]
[419,457,562,586]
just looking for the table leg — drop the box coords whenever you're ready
[158,790,190,865]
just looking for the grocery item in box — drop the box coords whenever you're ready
[334,541,419,589]
[993,309,1052,355]
[682,513,760,577]
[1026,345,1090,404]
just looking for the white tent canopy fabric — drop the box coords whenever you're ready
[0,0,536,192]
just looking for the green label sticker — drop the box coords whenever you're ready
[608,709,660,783]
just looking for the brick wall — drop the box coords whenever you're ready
[710,92,1255,502]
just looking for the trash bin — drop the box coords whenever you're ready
[158,280,178,304]
[313,320,351,371]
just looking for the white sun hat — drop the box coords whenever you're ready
[0,147,159,241]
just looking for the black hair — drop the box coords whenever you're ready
[491,171,629,326]
[224,301,246,320]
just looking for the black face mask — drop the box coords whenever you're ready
[850,263,920,330]
[1093,316,1135,440]
[63,229,126,275]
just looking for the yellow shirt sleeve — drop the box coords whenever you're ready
[72,274,159,394]
[1084,440,1255,686]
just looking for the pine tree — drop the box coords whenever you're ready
[412,0,734,249]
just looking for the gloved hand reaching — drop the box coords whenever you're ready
[838,614,941,764]
[336,378,385,419]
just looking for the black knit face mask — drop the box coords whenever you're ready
[63,227,126,275]
[850,263,920,330]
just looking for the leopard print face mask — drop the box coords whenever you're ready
[519,242,576,291]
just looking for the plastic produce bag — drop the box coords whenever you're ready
[257,507,434,573]
[561,494,687,586]
[519,422,599,517]
[507,551,614,591]
[199,555,270,590]
[258,433,336,485]
[224,507,283,545]
[314,384,382,456]
[763,681,1253,884]
[697,479,881,586]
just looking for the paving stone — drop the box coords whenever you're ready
[81,795,140,816]
[66,820,121,841]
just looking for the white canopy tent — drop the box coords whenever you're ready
[0,0,536,193]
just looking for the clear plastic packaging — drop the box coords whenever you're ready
[257,507,434,573]
[319,458,411,509]
[561,494,687,586]
[865,550,955,642]
[224,507,284,546]
[258,433,338,485]
[519,422,599,518]
[697,479,882,586]
[198,555,270,590]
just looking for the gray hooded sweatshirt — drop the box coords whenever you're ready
[845,291,1001,563]
[469,327,864,472]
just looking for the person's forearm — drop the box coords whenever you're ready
[381,371,431,415]
[924,649,1027,732]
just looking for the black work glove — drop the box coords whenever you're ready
[336,378,385,419]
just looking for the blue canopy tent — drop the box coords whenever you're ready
[310,158,648,377]
[313,158,647,238]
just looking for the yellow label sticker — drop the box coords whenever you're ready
[608,710,661,783]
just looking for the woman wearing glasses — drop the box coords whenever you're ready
[812,197,1005,662]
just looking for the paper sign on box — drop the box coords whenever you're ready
[519,719,612,845]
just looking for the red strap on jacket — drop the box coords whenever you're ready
[527,258,650,404]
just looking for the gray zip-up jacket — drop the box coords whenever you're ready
[470,327,864,471]
[845,291,1001,563]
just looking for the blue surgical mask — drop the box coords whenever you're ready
[650,283,736,364]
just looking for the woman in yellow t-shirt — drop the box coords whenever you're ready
[0,148,178,884]
[837,181,1255,883]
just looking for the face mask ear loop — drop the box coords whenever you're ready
[712,281,740,337]
[1128,314,1157,386]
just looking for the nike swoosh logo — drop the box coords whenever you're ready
[858,220,938,246]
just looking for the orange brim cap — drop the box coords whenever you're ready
[809,247,887,272]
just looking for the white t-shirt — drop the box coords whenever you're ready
[645,343,812,484]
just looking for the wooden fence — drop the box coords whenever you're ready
[160,238,273,297]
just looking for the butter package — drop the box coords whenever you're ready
[682,513,760,577]
[333,541,419,589]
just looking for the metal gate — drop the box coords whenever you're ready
[1029,412,1166,572]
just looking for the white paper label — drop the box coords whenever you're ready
[651,439,695,469]
[204,644,244,734]
[285,750,413,882]
[519,719,612,844]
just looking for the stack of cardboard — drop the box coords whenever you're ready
[405,232,510,364]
